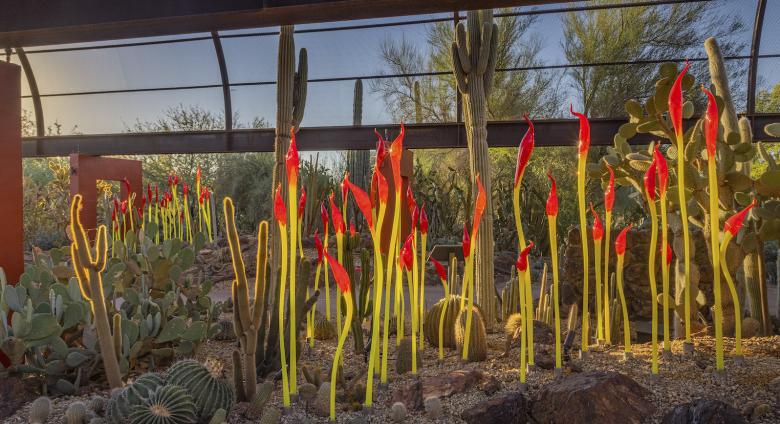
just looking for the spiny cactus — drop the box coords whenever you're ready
[70,194,123,389]
[451,9,499,331]
[28,396,51,424]
[423,295,474,348]
[396,337,414,375]
[313,313,336,341]
[212,320,235,341]
[89,396,108,417]
[503,312,523,356]
[501,268,521,320]
[258,407,281,424]
[271,24,308,280]
[346,78,371,203]
[302,364,323,388]
[66,402,89,424]
[166,359,234,422]
[106,373,166,424]
[128,385,197,424]
[223,198,267,401]
[454,306,487,362]
[207,409,226,424]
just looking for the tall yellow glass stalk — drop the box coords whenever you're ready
[644,159,660,375]
[546,172,562,373]
[513,115,535,366]
[603,166,615,345]
[570,106,591,355]
[653,146,671,353]
[272,186,291,407]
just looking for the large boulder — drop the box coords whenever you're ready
[531,371,654,424]
[661,398,746,424]
[392,369,499,410]
[461,391,529,424]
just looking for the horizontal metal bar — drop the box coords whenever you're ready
[23,53,780,99]
[21,114,780,157]
[12,0,707,54]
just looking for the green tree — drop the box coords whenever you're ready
[563,1,745,117]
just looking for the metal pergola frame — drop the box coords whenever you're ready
[2,0,779,154]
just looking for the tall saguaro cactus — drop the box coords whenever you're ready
[451,9,498,330]
[271,25,308,277]
[347,79,371,196]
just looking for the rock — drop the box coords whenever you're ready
[424,396,443,419]
[531,371,654,424]
[479,375,502,395]
[314,382,331,417]
[741,318,761,338]
[391,402,407,422]
[750,403,771,421]
[768,376,780,404]
[392,369,491,410]
[462,391,529,424]
[534,344,555,370]
[0,376,29,419]
[661,398,746,424]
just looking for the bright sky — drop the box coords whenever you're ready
[11,0,779,135]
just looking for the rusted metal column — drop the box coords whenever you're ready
[69,154,143,235]
[0,61,23,285]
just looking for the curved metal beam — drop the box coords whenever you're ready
[746,0,766,121]
[15,47,44,137]
[211,31,232,131]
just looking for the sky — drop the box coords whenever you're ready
[11,0,780,136]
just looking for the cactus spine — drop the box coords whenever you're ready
[452,10,499,330]
[223,197,267,401]
[70,194,123,389]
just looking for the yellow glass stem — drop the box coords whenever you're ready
[461,253,475,360]
[330,291,353,422]
[336,233,344,338]
[406,268,418,373]
[616,254,630,353]
[660,192,671,352]
[518,267,527,383]
[323,227,331,321]
[381,192,401,383]
[365,203,386,407]
[419,233,427,351]
[513,185,534,364]
[412,230,420,351]
[277,222,291,407]
[676,133,692,342]
[647,193,659,375]
[288,182,298,395]
[595,238,603,342]
[604,211,612,345]
[548,215,562,371]
[707,159,724,370]
[183,195,192,243]
[719,232,742,357]
[297,218,304,258]
[438,278,449,361]
[577,155,589,352]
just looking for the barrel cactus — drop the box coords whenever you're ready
[106,373,166,424]
[395,337,414,375]
[166,360,234,422]
[313,314,336,341]
[128,385,197,424]
[66,402,89,424]
[28,396,51,424]
[423,295,475,348]
[454,306,487,362]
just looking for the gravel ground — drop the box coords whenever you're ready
[9,330,777,424]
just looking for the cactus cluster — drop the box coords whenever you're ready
[501,268,521,319]
[423,295,474,348]
[104,361,231,424]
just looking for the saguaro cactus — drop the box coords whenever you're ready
[70,195,123,389]
[451,9,498,330]
[271,25,308,281]
[346,79,371,197]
